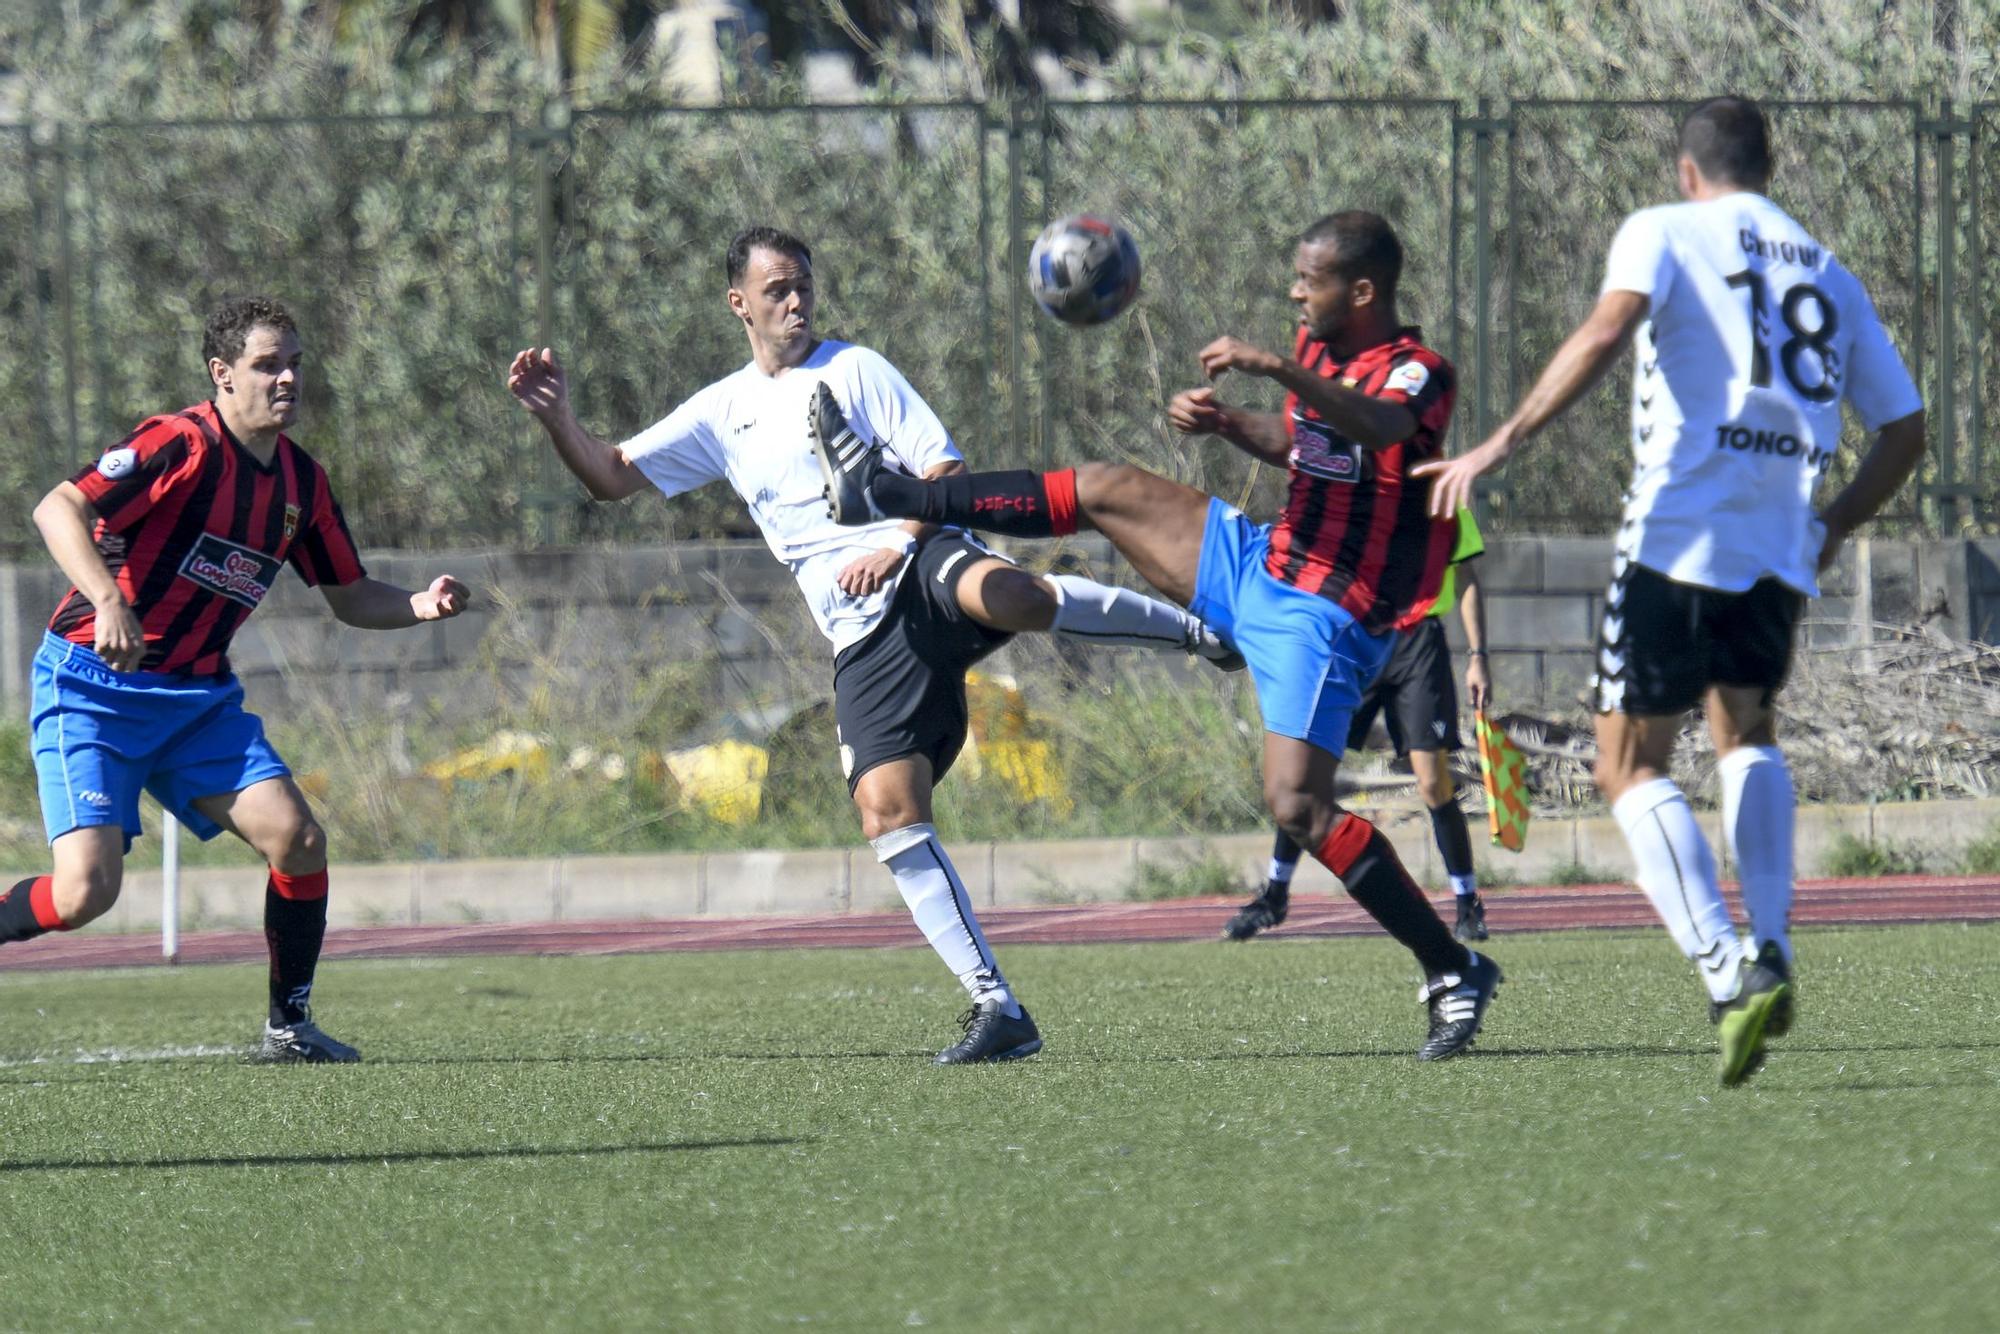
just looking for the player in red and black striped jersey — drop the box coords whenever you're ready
[48,397,367,675]
[818,211,1500,1060]
[0,296,471,1064]
[1264,324,1458,628]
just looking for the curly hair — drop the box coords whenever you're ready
[201,295,297,369]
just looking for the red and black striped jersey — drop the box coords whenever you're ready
[50,400,366,676]
[1265,326,1458,633]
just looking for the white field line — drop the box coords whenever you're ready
[0,1043,243,1068]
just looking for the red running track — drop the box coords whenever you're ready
[2,876,1998,972]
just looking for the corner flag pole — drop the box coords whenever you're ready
[162,812,181,964]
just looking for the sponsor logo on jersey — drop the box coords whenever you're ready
[1383,361,1430,397]
[1291,416,1363,483]
[96,447,138,480]
[1711,423,1834,472]
[178,533,283,609]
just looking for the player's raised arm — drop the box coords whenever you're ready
[506,347,650,502]
[1414,289,1649,518]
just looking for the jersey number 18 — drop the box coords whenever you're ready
[1725,271,1839,403]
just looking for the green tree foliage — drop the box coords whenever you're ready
[0,1,1992,554]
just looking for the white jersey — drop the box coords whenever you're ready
[1601,192,1921,595]
[618,340,961,651]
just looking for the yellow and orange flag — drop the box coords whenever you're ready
[1475,710,1530,852]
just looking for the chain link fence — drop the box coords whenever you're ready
[0,96,1990,554]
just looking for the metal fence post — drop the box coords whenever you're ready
[52,123,79,465]
[1005,97,1027,472]
[1922,99,1975,530]
[1466,98,1510,523]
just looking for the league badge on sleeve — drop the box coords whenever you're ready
[1384,361,1431,397]
[96,447,138,479]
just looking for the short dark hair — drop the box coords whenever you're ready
[1299,211,1402,301]
[1679,96,1772,188]
[725,226,813,286]
[202,295,297,368]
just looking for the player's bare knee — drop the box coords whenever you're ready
[1264,786,1325,848]
[1072,461,1141,519]
[1415,762,1456,809]
[52,864,122,926]
[855,797,923,843]
[269,817,327,876]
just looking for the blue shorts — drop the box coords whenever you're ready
[1188,499,1395,754]
[30,632,290,849]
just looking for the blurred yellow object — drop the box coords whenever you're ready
[423,730,550,784]
[961,673,1071,813]
[664,739,769,825]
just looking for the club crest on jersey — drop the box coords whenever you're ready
[283,503,301,541]
[178,533,283,609]
[96,447,138,480]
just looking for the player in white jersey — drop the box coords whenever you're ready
[507,226,1239,1064]
[1419,97,1926,1085]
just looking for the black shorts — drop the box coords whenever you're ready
[1345,616,1460,756]
[833,532,1015,794]
[1592,560,1804,716]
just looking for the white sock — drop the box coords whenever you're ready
[1047,574,1204,653]
[1268,856,1299,885]
[871,823,1020,1016]
[1450,874,1478,898]
[1612,778,1747,1003]
[1718,744,1795,965]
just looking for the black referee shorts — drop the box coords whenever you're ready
[1345,616,1460,756]
[832,532,1015,794]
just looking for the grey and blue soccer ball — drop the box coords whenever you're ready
[1028,214,1142,326]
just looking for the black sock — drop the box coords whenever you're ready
[1267,830,1301,899]
[868,469,1067,537]
[0,876,59,945]
[1428,799,1476,884]
[265,888,328,1026]
[1317,815,1470,977]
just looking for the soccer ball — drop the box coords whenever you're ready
[1028,214,1142,326]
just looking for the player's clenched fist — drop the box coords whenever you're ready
[413,575,470,622]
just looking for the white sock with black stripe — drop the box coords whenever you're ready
[1612,778,1747,1003]
[1047,574,1204,653]
[871,823,1021,1017]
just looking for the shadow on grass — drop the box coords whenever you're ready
[0,1135,806,1174]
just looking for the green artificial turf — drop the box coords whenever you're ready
[3,925,1998,1331]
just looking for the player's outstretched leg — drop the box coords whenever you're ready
[1222,829,1299,940]
[811,383,1210,608]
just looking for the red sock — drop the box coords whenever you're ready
[1313,813,1467,976]
[269,868,329,901]
[28,876,69,930]
[1043,468,1079,537]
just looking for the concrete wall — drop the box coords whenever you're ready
[79,795,2000,932]
[0,535,1992,719]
